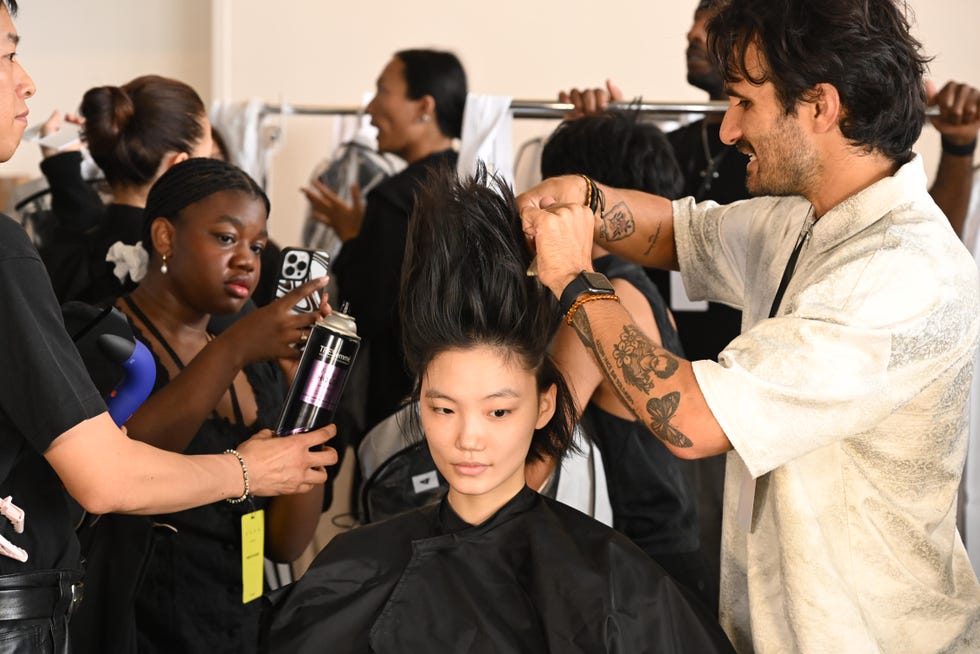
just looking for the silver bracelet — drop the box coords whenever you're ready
[224,448,250,504]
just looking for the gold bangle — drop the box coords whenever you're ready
[564,293,620,325]
[224,448,250,504]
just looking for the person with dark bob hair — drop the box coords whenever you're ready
[302,48,468,441]
[520,0,980,651]
[262,165,735,654]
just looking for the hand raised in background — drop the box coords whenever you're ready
[301,179,364,242]
[558,79,625,119]
[927,79,980,147]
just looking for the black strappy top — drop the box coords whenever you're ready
[118,294,286,654]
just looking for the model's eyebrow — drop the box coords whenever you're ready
[424,388,520,401]
[5,33,18,46]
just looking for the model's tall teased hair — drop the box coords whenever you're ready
[142,157,269,253]
[400,164,575,462]
[708,0,930,165]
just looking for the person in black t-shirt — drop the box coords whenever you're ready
[0,6,335,650]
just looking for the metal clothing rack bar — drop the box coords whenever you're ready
[261,99,940,119]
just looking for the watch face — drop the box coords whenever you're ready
[582,271,614,292]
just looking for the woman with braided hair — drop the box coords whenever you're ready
[71,157,331,654]
[262,165,734,654]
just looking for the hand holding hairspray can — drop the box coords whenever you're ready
[275,308,360,435]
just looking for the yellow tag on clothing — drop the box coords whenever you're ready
[241,509,264,604]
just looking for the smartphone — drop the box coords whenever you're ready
[275,247,330,313]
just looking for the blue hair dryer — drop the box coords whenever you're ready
[63,302,157,426]
[96,335,156,425]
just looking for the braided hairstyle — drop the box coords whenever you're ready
[81,75,207,189]
[400,164,576,463]
[142,157,269,254]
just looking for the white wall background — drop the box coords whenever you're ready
[4,0,979,246]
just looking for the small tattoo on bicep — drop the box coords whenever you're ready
[599,202,635,242]
[612,325,679,392]
[643,224,663,256]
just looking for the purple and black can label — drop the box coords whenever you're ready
[275,311,360,436]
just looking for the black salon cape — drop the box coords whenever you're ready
[263,486,734,653]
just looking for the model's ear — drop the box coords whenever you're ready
[535,383,558,430]
[809,83,842,134]
[150,216,176,258]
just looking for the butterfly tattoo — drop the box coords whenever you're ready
[646,392,693,448]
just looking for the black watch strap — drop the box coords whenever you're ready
[559,271,615,317]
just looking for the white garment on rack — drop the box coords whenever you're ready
[210,98,279,187]
[457,93,514,186]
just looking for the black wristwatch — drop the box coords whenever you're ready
[559,271,615,317]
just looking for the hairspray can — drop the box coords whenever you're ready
[275,309,360,435]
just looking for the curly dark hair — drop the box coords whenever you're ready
[707,0,931,165]
[400,164,576,463]
[541,110,684,199]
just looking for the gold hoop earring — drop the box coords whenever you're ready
[160,254,169,275]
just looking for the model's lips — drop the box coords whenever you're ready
[453,462,490,476]
[15,110,28,123]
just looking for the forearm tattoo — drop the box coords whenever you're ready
[612,325,679,392]
[643,223,663,256]
[598,201,635,242]
[570,310,692,448]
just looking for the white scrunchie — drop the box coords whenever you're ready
[105,241,149,283]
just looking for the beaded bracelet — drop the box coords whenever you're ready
[579,175,606,215]
[564,293,620,325]
[941,136,977,157]
[224,448,250,504]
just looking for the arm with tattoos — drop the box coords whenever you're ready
[518,192,730,459]
[519,174,680,273]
